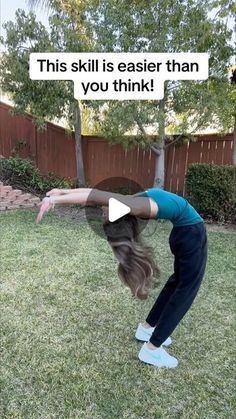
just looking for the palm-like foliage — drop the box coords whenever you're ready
[28,0,56,10]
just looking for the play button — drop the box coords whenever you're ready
[85,177,152,239]
[109,198,130,222]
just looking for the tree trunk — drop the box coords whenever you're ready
[154,98,165,188]
[233,113,236,166]
[73,101,86,186]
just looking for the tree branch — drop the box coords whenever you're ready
[164,118,210,150]
[133,112,147,136]
[150,145,161,156]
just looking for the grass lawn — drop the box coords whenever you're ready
[0,210,235,419]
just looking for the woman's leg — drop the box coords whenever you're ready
[145,258,180,327]
[149,224,207,347]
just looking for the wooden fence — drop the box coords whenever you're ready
[165,135,233,194]
[0,101,234,194]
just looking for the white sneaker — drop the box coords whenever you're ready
[138,342,178,368]
[135,323,172,347]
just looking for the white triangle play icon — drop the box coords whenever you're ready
[108,198,131,222]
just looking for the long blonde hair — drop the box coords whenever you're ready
[103,215,160,300]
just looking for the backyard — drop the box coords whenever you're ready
[0,209,235,419]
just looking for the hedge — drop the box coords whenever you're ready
[185,163,236,224]
[0,157,75,196]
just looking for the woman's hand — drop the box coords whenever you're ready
[46,188,64,197]
[36,197,55,223]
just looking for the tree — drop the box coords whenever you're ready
[210,0,236,17]
[2,1,234,188]
[230,69,236,165]
[28,0,56,10]
[0,6,89,185]
[215,0,236,166]
[206,0,236,165]
[61,0,234,187]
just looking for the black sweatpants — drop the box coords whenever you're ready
[146,222,208,347]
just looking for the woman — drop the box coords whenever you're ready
[37,187,207,368]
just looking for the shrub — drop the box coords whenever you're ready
[185,163,236,224]
[0,157,75,196]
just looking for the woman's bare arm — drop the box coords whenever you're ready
[46,188,92,196]
[49,188,158,218]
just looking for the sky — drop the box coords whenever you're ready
[0,0,49,39]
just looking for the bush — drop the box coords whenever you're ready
[185,163,236,224]
[0,157,75,196]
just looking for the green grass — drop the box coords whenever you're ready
[0,210,235,419]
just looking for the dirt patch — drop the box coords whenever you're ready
[205,223,236,233]
[53,205,236,233]
[53,205,101,223]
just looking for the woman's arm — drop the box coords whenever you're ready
[50,189,158,218]
[36,189,92,223]
[50,189,92,205]
[37,188,158,222]
[46,188,92,196]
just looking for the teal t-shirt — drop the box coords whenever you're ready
[140,188,203,227]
